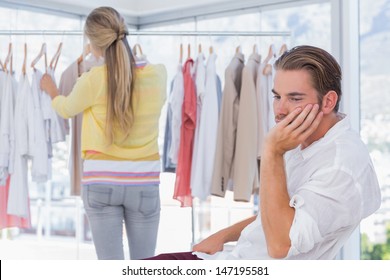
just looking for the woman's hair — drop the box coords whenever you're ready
[274,45,342,112]
[84,6,135,145]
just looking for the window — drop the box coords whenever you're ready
[359,0,390,260]
[0,5,87,259]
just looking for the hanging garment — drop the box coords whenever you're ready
[0,176,30,230]
[58,60,80,195]
[46,67,66,144]
[30,70,50,183]
[34,68,53,161]
[190,53,206,195]
[13,74,31,166]
[58,58,101,195]
[40,71,53,147]
[216,75,222,113]
[0,71,7,184]
[211,52,245,198]
[168,63,185,165]
[7,74,33,218]
[190,52,219,201]
[0,72,15,185]
[0,71,2,107]
[162,80,176,173]
[256,61,274,159]
[173,58,196,207]
[233,52,261,202]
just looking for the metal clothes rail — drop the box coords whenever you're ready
[0,30,290,37]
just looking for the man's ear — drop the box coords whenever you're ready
[321,91,338,114]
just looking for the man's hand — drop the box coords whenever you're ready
[192,230,226,254]
[192,216,256,255]
[265,103,323,155]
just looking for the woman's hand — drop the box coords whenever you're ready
[40,74,59,99]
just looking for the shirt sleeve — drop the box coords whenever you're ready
[286,194,323,256]
[52,73,95,119]
[285,168,362,257]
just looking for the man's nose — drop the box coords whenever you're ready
[274,98,288,115]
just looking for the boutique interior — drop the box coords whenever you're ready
[0,0,389,260]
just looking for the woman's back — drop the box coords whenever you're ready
[74,63,167,160]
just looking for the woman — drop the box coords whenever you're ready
[40,6,167,260]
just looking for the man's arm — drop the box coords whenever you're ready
[260,104,323,258]
[192,215,256,254]
[260,149,294,258]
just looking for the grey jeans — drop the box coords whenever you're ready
[82,184,160,260]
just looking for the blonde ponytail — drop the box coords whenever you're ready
[85,7,135,145]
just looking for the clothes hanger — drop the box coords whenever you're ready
[263,44,276,75]
[279,43,288,56]
[234,33,242,55]
[50,42,63,71]
[22,43,27,75]
[263,44,276,65]
[179,43,183,64]
[132,43,143,57]
[253,43,259,54]
[31,42,47,71]
[187,43,191,59]
[77,43,91,65]
[4,42,13,74]
[133,43,149,67]
[208,34,214,56]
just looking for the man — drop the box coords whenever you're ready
[148,45,381,260]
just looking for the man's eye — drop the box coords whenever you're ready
[290,98,302,102]
[273,95,280,100]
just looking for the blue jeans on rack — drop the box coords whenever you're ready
[82,184,160,260]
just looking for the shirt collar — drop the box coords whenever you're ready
[248,52,261,64]
[234,52,245,63]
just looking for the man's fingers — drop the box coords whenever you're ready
[279,106,303,127]
[300,111,323,140]
[284,104,316,131]
[293,104,320,133]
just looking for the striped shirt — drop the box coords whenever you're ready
[82,159,160,186]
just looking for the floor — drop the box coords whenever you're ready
[0,174,254,260]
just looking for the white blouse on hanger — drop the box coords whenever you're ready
[191,52,219,200]
[168,63,185,164]
[8,74,32,218]
[190,52,206,194]
[30,70,50,183]
[0,72,15,185]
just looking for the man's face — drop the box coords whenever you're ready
[272,69,321,124]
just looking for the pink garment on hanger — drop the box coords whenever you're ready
[173,58,196,207]
[0,176,31,230]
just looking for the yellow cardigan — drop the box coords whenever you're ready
[52,64,167,160]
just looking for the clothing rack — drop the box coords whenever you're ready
[1,27,290,250]
[0,30,290,37]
